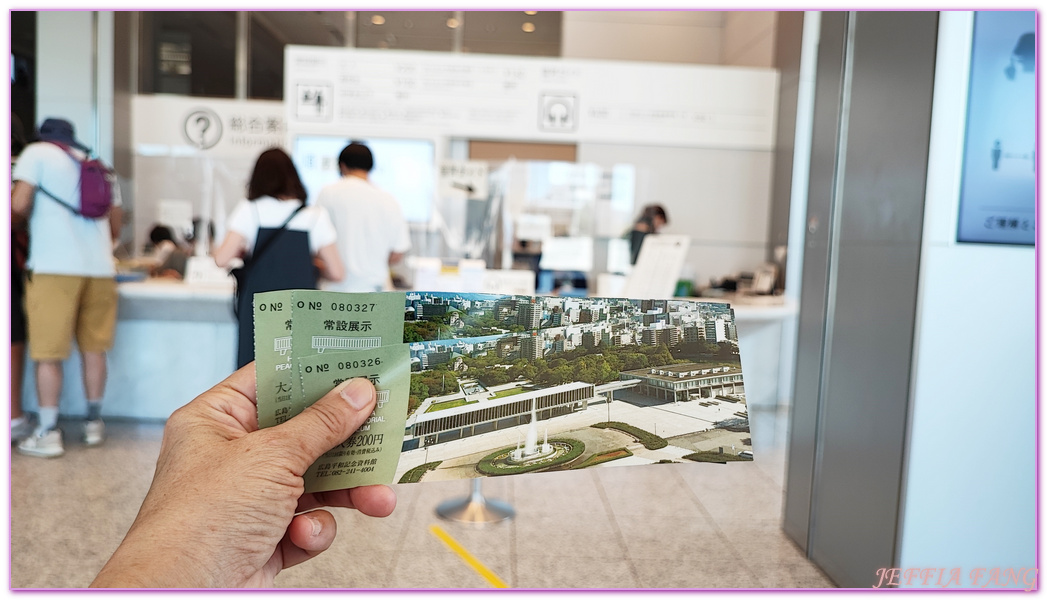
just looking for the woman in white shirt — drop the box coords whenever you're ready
[214,147,344,367]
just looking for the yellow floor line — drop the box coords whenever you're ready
[428,524,510,589]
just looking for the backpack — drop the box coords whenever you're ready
[37,142,114,219]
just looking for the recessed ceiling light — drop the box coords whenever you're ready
[522,22,536,33]
[371,14,385,26]
[524,11,537,15]
[446,17,459,28]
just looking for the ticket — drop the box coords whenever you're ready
[256,289,754,490]
[287,290,406,415]
[296,345,411,492]
[253,290,297,428]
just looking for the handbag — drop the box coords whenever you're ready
[231,202,305,318]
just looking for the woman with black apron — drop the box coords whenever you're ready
[214,148,344,368]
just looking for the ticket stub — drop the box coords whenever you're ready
[254,289,406,427]
[253,290,296,428]
[296,344,410,492]
[287,290,406,415]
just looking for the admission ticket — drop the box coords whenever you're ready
[296,347,410,491]
[255,289,753,493]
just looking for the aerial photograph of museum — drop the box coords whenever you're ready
[398,293,746,455]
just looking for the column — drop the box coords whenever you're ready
[37,11,116,163]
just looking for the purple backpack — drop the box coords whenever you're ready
[37,142,114,219]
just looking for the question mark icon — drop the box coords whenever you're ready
[184,109,222,149]
[195,115,210,146]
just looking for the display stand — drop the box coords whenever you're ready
[436,478,515,525]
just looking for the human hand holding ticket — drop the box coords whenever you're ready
[91,363,396,588]
[253,290,410,493]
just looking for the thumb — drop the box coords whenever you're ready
[273,378,377,474]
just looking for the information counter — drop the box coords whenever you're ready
[20,281,797,422]
[20,280,238,421]
[723,295,799,411]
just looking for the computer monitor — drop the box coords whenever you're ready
[292,135,436,223]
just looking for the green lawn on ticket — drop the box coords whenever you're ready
[425,398,476,413]
[490,387,527,400]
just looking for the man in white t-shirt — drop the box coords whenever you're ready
[11,117,123,458]
[315,143,411,293]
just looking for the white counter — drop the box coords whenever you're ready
[727,295,799,411]
[20,280,238,421]
[20,283,797,422]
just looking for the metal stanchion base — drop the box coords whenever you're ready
[435,495,515,524]
[436,478,515,525]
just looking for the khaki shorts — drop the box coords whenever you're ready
[24,273,118,361]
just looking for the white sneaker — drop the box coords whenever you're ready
[11,418,34,444]
[17,429,64,458]
[84,420,105,446]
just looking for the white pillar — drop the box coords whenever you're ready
[36,11,115,163]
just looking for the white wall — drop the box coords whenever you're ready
[722,11,777,68]
[898,11,1035,585]
[564,11,780,286]
[562,11,723,64]
[563,10,781,69]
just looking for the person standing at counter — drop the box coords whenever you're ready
[214,148,345,368]
[628,203,669,265]
[315,142,411,293]
[11,117,123,457]
[11,113,32,442]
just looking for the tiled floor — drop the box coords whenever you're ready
[10,405,834,589]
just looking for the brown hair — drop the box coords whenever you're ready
[637,204,668,226]
[247,147,307,201]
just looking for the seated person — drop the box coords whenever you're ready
[629,204,669,265]
[146,225,192,279]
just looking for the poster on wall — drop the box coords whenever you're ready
[956,10,1035,245]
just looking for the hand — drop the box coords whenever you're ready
[91,363,396,588]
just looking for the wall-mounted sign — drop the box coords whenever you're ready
[956,10,1035,245]
[539,93,577,132]
[295,83,333,122]
[438,160,489,200]
[284,46,779,150]
[183,108,222,149]
[133,96,284,158]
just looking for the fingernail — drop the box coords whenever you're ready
[306,515,322,537]
[340,378,375,410]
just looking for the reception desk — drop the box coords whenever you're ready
[20,281,797,422]
[20,280,238,421]
[724,295,799,411]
